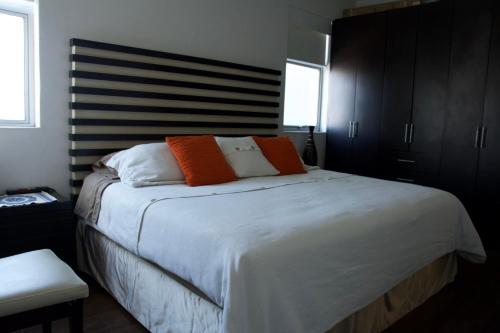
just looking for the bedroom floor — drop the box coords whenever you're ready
[13,254,500,333]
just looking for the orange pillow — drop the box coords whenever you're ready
[166,135,237,186]
[253,136,306,175]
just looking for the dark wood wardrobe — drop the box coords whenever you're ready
[326,0,500,249]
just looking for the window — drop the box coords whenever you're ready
[0,0,35,127]
[283,61,324,130]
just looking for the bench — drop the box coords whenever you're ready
[0,249,89,332]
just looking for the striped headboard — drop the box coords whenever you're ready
[69,38,282,197]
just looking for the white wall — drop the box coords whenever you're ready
[0,0,288,196]
[0,0,354,196]
[290,0,355,20]
[355,0,395,6]
[355,0,437,7]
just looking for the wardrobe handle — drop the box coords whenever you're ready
[409,123,414,144]
[348,121,353,139]
[404,123,409,143]
[396,177,415,183]
[396,158,416,164]
[474,126,481,148]
[480,126,487,148]
[353,122,359,138]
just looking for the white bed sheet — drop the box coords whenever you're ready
[91,169,485,333]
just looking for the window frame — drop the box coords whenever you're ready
[0,1,35,128]
[283,59,325,132]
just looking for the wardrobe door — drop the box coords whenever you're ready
[351,12,387,177]
[325,18,358,172]
[379,7,418,154]
[478,3,500,194]
[409,0,452,176]
[476,1,500,248]
[439,0,493,200]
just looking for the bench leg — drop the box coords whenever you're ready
[69,299,84,333]
[42,321,52,333]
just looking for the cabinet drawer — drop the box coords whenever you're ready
[0,211,74,226]
[0,206,73,219]
[0,220,75,239]
[0,246,75,266]
[0,231,74,246]
[381,151,440,173]
[0,233,75,261]
[385,170,437,187]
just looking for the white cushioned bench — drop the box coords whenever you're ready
[0,249,89,333]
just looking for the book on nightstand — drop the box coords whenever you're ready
[0,192,57,208]
[0,187,59,208]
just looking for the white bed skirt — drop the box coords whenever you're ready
[77,223,222,332]
[77,222,457,333]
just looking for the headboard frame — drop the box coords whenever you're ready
[69,38,282,197]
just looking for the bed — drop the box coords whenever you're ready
[76,169,485,333]
[69,38,485,333]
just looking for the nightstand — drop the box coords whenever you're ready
[0,191,76,266]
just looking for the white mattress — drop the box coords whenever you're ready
[88,169,485,333]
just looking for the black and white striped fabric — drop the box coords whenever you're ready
[69,38,282,197]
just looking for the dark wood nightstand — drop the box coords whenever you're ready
[0,191,76,266]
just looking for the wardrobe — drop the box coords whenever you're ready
[326,0,500,249]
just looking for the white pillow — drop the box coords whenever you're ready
[105,143,185,187]
[215,136,279,178]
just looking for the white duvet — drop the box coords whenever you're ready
[92,169,485,333]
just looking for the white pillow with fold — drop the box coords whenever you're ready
[105,143,185,187]
[215,136,279,178]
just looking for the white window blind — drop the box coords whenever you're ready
[287,6,331,66]
[288,26,329,66]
